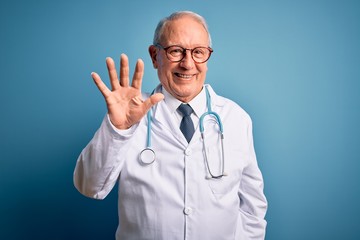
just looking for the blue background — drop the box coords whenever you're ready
[1,0,359,239]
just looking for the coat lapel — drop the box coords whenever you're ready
[151,93,188,147]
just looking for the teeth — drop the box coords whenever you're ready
[176,73,193,78]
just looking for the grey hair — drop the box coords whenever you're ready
[152,11,212,47]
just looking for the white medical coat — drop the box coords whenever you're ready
[74,84,267,240]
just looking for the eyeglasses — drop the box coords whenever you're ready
[155,44,213,63]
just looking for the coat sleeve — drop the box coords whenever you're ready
[237,116,268,240]
[73,115,137,200]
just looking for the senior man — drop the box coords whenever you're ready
[74,11,267,240]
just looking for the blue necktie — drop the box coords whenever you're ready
[178,104,195,143]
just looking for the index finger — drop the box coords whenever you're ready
[131,59,144,90]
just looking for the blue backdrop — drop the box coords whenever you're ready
[1,0,359,239]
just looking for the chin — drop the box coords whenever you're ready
[176,87,201,101]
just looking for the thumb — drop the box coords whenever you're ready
[142,93,164,112]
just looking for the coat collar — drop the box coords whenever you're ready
[146,84,225,147]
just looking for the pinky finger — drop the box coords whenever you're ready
[91,72,111,98]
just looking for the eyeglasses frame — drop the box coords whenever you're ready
[155,44,213,63]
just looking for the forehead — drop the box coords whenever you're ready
[161,16,209,46]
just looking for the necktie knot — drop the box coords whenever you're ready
[178,104,195,143]
[178,104,193,117]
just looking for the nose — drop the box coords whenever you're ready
[179,50,195,69]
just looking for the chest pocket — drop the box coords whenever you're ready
[206,148,247,197]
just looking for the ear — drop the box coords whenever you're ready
[148,45,158,69]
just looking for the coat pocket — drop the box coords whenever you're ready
[206,148,246,197]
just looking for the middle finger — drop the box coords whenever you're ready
[119,53,130,87]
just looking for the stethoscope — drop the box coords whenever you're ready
[139,86,227,179]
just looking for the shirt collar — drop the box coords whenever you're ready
[162,86,207,118]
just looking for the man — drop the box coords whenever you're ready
[74,11,267,239]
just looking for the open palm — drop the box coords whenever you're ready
[91,54,164,129]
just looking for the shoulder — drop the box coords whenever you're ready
[207,84,252,124]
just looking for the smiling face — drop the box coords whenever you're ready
[149,16,210,103]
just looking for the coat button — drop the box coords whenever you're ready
[183,207,193,215]
[184,148,192,156]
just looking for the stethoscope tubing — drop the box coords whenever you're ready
[139,86,226,178]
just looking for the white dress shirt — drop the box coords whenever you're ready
[74,84,267,240]
[162,86,206,135]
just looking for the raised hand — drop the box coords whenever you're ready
[91,54,164,129]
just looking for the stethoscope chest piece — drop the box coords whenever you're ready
[139,148,156,165]
[140,86,226,178]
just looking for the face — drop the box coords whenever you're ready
[149,16,210,103]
